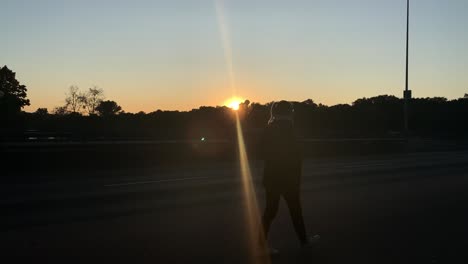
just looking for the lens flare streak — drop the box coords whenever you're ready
[235,113,270,263]
[215,1,269,261]
[215,0,237,95]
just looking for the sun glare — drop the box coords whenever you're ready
[225,97,242,111]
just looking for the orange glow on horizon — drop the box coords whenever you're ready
[225,97,243,111]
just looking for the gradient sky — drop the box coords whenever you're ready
[2,0,468,113]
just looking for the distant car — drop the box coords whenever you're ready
[24,130,71,142]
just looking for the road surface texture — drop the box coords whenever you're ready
[2,151,468,263]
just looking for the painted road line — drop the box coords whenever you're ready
[104,176,212,187]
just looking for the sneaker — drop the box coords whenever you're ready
[302,234,320,248]
[256,245,279,256]
[266,246,279,255]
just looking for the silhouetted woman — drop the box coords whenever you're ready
[261,100,319,254]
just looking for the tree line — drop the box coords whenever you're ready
[2,65,468,140]
[49,85,122,116]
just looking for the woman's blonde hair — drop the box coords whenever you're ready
[269,101,294,124]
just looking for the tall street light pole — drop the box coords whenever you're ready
[404,0,412,135]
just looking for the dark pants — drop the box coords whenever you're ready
[262,188,308,245]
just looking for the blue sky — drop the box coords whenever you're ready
[1,0,467,112]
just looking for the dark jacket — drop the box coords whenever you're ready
[262,119,302,191]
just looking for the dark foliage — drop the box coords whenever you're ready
[2,66,468,140]
[0,66,30,116]
[12,95,468,141]
[95,100,122,117]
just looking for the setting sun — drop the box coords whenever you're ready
[225,97,243,111]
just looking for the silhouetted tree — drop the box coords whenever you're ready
[64,86,83,114]
[58,86,105,115]
[52,106,68,115]
[302,99,317,108]
[96,100,122,116]
[238,99,251,116]
[83,87,104,115]
[35,108,48,116]
[0,66,30,115]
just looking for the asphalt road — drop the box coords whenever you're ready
[2,151,468,263]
